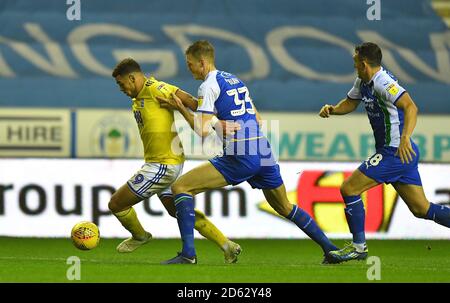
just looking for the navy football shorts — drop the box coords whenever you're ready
[209,154,283,189]
[358,143,422,186]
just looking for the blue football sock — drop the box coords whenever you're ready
[343,195,366,244]
[425,203,450,227]
[174,193,196,258]
[286,205,338,253]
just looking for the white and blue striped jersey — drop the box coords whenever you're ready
[347,67,407,149]
[196,70,262,143]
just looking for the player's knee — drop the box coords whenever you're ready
[108,200,117,213]
[108,194,121,213]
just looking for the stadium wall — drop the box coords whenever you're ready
[1,108,450,162]
[0,0,449,113]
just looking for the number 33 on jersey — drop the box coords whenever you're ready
[196,70,260,142]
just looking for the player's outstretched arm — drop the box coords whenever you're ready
[180,106,218,139]
[319,97,360,118]
[157,93,239,138]
[157,92,200,135]
[174,89,199,111]
[394,93,418,164]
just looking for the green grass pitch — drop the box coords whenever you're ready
[0,237,449,283]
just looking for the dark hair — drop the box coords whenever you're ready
[185,40,215,61]
[112,58,142,77]
[355,42,382,67]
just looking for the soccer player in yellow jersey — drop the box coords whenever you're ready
[108,58,241,263]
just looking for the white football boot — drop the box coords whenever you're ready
[116,231,153,253]
[223,241,242,264]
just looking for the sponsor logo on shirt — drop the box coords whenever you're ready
[386,83,399,96]
[362,96,374,103]
[367,111,381,118]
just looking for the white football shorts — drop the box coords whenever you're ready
[127,162,183,199]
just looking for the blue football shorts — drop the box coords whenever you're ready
[209,138,283,189]
[358,143,422,186]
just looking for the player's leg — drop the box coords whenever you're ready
[330,148,411,263]
[340,168,379,250]
[326,169,379,262]
[248,160,339,263]
[262,183,339,256]
[162,161,229,264]
[108,183,152,252]
[111,163,176,252]
[393,183,450,227]
[159,193,241,263]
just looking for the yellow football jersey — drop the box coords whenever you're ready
[132,77,185,164]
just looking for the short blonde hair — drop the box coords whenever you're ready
[185,40,215,61]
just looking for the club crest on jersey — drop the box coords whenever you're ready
[132,174,144,184]
[145,79,155,86]
[140,99,144,108]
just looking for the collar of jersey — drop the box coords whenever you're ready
[134,77,149,100]
[205,70,217,81]
[367,67,383,86]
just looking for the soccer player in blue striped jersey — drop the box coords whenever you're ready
[157,40,339,264]
[319,42,450,263]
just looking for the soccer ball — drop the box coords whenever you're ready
[71,221,100,250]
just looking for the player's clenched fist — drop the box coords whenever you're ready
[319,104,334,118]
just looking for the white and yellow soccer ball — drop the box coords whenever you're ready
[71,221,100,250]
